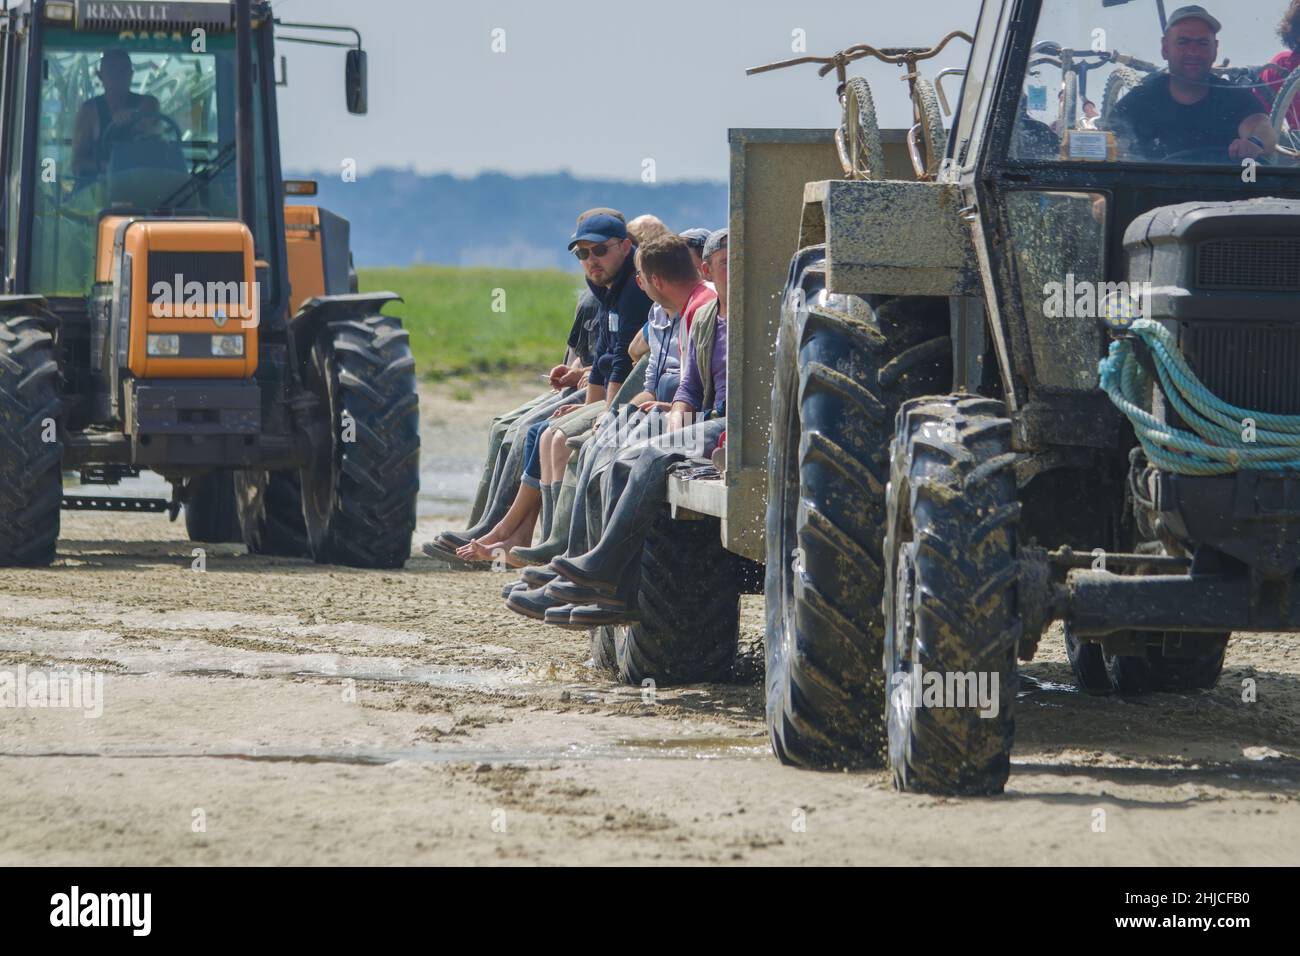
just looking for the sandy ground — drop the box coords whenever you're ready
[1,375,1298,866]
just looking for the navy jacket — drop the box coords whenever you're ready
[586,245,652,389]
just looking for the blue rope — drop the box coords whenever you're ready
[1098,319,1300,475]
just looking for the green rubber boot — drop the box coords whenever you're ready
[539,483,555,542]
[512,478,574,565]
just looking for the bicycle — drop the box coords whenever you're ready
[747,30,973,182]
[1026,43,1158,132]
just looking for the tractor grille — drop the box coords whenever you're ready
[1195,237,1300,291]
[147,251,245,306]
[1181,323,1300,415]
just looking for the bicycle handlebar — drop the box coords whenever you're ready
[746,30,972,78]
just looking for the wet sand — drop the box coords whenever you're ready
[1,376,1297,865]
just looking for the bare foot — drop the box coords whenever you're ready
[455,539,491,561]
[465,539,506,562]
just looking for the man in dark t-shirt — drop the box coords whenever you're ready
[72,49,162,178]
[1107,6,1275,162]
[564,288,601,369]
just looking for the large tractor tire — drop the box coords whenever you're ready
[883,396,1020,795]
[589,625,619,677]
[235,469,311,557]
[301,312,419,569]
[184,469,242,543]
[0,314,62,567]
[1104,633,1229,694]
[611,513,741,685]
[764,250,952,771]
[1065,626,1112,695]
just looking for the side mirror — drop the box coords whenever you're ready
[346,49,368,115]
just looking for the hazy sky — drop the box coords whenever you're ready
[272,0,1292,181]
[272,0,979,181]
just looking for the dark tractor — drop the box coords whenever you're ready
[766,0,1300,792]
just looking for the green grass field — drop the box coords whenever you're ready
[358,264,585,381]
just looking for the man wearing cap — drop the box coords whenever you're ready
[679,227,713,274]
[566,213,653,414]
[1107,6,1276,162]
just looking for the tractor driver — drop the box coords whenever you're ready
[1107,6,1277,163]
[71,49,162,179]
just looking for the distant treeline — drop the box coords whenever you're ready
[290,168,728,271]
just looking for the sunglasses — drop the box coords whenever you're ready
[574,240,622,261]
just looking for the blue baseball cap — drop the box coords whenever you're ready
[680,228,712,251]
[568,213,628,250]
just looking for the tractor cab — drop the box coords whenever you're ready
[956,0,1300,424]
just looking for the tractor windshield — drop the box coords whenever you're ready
[1010,2,1300,169]
[30,26,271,296]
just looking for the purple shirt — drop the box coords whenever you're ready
[673,315,727,413]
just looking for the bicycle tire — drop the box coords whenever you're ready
[838,76,884,180]
[913,77,947,179]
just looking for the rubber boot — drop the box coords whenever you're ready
[539,483,554,542]
[554,421,719,590]
[511,479,573,565]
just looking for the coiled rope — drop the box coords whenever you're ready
[1098,318,1300,475]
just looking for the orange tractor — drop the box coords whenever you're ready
[0,0,419,568]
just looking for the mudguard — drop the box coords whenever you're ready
[290,291,403,370]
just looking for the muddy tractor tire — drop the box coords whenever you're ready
[1065,626,1112,695]
[612,513,741,685]
[0,315,62,567]
[764,250,953,771]
[184,469,242,543]
[1104,633,1229,694]
[883,396,1019,795]
[236,469,311,557]
[590,625,619,676]
[301,313,420,569]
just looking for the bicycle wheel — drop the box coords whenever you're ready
[837,76,884,180]
[1101,66,1140,124]
[1271,67,1300,154]
[913,78,947,179]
